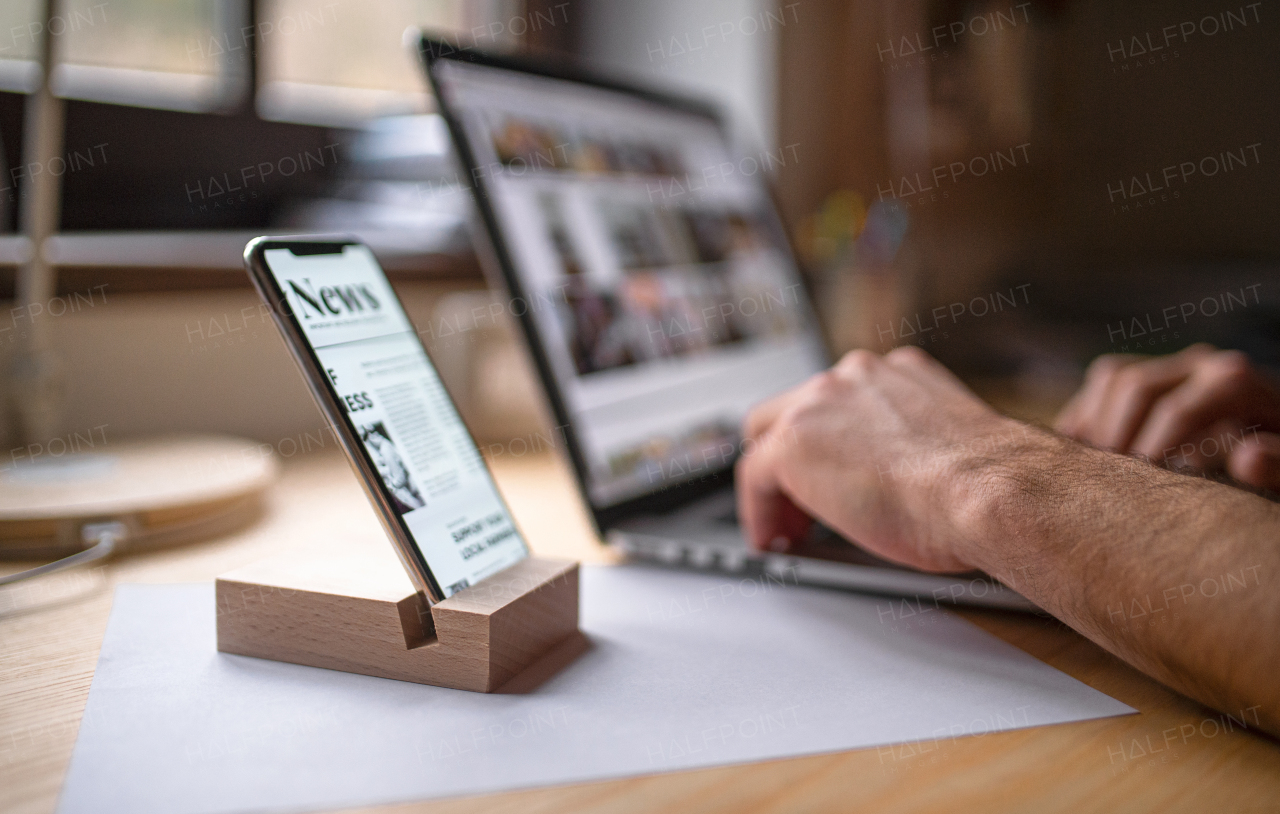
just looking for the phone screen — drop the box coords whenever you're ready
[259,243,528,598]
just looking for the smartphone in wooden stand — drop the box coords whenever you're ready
[226,236,581,692]
[245,236,532,603]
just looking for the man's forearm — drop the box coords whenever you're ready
[952,426,1280,734]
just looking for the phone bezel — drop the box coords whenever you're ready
[243,235,530,604]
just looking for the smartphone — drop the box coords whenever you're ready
[244,236,530,603]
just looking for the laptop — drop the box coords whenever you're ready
[421,39,1035,612]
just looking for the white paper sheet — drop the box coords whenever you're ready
[58,565,1133,814]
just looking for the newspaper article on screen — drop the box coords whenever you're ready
[262,244,528,597]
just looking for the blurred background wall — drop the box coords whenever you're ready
[767,0,1280,394]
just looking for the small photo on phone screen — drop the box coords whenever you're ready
[359,421,426,515]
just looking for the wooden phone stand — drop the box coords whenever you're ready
[215,552,580,692]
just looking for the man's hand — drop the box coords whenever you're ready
[736,345,1280,735]
[735,346,1017,573]
[1055,344,1280,490]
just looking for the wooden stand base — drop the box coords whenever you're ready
[215,553,581,692]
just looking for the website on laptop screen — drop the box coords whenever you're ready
[434,59,827,507]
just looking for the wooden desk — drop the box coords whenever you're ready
[2,449,1278,814]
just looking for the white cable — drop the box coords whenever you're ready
[0,521,126,587]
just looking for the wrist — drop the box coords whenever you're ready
[938,420,1070,577]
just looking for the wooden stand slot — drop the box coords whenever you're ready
[216,553,581,693]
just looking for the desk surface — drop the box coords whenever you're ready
[2,448,1278,814]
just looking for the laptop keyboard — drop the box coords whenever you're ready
[712,507,739,527]
[713,505,848,547]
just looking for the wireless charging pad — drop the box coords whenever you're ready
[0,435,277,560]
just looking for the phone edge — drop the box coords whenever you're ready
[242,235,449,604]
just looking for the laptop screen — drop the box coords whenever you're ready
[432,57,828,508]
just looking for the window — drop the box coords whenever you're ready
[0,0,516,123]
[52,0,245,112]
[256,0,512,127]
[0,0,48,92]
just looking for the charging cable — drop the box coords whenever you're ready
[0,521,126,587]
